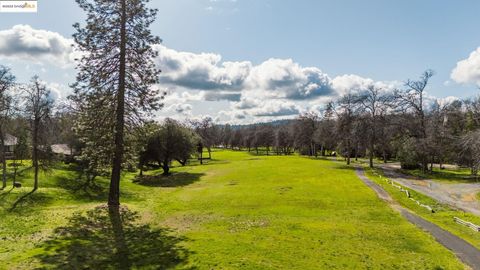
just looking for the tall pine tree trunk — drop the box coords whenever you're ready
[109,0,127,206]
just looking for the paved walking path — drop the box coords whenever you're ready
[355,167,480,270]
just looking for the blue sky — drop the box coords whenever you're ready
[1,0,480,123]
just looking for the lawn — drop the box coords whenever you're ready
[0,150,466,269]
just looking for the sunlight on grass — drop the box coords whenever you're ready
[0,150,466,269]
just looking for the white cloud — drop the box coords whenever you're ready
[155,45,334,101]
[155,44,251,91]
[451,47,480,86]
[0,25,75,67]
[248,100,301,117]
[0,25,411,124]
[162,89,203,102]
[246,58,332,100]
[331,74,397,95]
[46,82,71,101]
[438,96,460,108]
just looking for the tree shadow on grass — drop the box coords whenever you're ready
[335,164,358,171]
[5,189,55,212]
[0,186,14,199]
[133,172,204,188]
[35,205,194,270]
[399,168,480,183]
[53,172,139,203]
[53,174,110,202]
[185,158,230,167]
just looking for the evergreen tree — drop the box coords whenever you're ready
[73,0,163,206]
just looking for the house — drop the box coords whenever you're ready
[51,144,74,157]
[51,144,77,163]
[4,133,17,159]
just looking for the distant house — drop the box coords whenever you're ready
[4,134,17,159]
[51,144,74,158]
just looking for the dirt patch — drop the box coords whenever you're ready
[462,193,478,202]
[228,218,270,233]
[161,213,218,232]
[412,180,430,187]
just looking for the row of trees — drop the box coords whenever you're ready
[213,70,480,175]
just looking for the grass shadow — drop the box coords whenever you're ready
[246,151,284,157]
[133,172,204,188]
[0,186,14,199]
[4,189,55,212]
[55,176,107,201]
[398,168,480,183]
[35,205,194,270]
[54,174,141,203]
[185,158,230,167]
[10,189,36,211]
[335,164,358,171]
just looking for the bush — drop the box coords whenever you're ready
[397,137,421,170]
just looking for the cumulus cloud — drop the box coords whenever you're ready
[170,103,193,114]
[438,96,460,107]
[332,74,397,95]
[0,25,75,67]
[0,25,409,124]
[46,82,71,101]
[154,45,334,101]
[161,90,203,115]
[217,110,248,123]
[154,44,251,91]
[233,97,260,109]
[204,92,241,101]
[451,47,480,86]
[249,100,300,117]
[246,58,332,100]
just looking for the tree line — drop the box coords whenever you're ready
[213,70,480,176]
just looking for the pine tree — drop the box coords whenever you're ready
[73,0,163,206]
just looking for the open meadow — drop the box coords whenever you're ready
[0,150,468,269]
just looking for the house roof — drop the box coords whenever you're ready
[4,134,17,146]
[51,144,72,155]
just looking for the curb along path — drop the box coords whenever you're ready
[355,167,480,270]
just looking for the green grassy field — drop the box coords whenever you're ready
[0,150,467,269]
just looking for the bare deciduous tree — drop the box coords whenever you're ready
[0,66,15,189]
[24,76,54,192]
